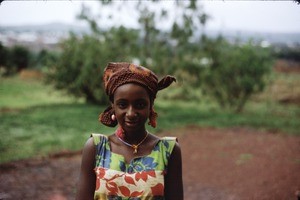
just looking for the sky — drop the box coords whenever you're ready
[0,1,300,33]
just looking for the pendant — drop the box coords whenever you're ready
[132,145,138,154]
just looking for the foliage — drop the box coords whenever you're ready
[47,34,104,104]
[46,0,274,112]
[46,27,140,104]
[0,42,60,76]
[201,38,274,112]
[32,49,60,70]
[272,44,300,61]
[46,0,211,104]
[0,42,9,67]
[10,45,31,72]
[0,44,31,75]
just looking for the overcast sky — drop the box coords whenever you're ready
[0,1,299,33]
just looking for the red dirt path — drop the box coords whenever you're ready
[0,127,300,200]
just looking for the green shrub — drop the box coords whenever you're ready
[201,38,274,112]
[46,27,140,105]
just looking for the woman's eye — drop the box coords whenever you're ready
[117,102,127,109]
[135,102,147,109]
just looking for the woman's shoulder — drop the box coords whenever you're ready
[157,133,178,146]
[90,133,110,145]
[160,136,178,142]
[148,133,178,146]
[149,133,178,153]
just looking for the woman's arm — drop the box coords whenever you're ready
[75,137,96,200]
[165,142,184,200]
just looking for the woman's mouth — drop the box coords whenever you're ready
[125,120,139,127]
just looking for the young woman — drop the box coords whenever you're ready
[76,62,183,200]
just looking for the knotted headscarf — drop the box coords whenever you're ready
[99,62,176,128]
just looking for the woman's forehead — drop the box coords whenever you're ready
[114,83,150,99]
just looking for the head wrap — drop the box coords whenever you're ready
[99,62,176,128]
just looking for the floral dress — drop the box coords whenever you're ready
[91,134,177,200]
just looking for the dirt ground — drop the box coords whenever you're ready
[0,126,299,200]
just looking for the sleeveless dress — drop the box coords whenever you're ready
[91,133,177,200]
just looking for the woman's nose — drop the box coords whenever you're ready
[126,106,137,118]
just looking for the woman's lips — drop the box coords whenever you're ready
[125,120,139,127]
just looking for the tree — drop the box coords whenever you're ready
[10,45,31,73]
[0,42,9,75]
[46,0,273,110]
[47,27,140,104]
[201,38,273,112]
[0,45,31,75]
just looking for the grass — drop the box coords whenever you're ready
[0,73,299,163]
[0,103,110,162]
[156,100,299,134]
[0,76,82,108]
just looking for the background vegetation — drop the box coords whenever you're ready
[0,0,299,163]
[0,71,299,163]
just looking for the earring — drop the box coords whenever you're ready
[111,114,116,121]
[148,108,157,128]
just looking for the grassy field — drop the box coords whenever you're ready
[0,73,299,163]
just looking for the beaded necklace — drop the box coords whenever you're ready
[116,131,149,154]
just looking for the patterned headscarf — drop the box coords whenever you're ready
[99,62,176,128]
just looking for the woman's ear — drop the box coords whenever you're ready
[110,103,116,122]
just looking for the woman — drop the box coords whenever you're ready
[76,62,183,200]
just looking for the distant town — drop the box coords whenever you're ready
[1,22,299,52]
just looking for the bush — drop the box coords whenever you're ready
[0,43,9,67]
[201,38,274,112]
[10,45,31,72]
[0,44,31,76]
[47,28,140,104]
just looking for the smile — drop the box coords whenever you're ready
[125,120,139,127]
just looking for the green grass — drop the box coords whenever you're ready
[0,74,299,163]
[155,100,300,134]
[0,76,82,108]
[0,103,111,162]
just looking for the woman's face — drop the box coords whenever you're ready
[112,83,150,134]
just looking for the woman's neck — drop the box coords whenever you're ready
[124,128,147,144]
